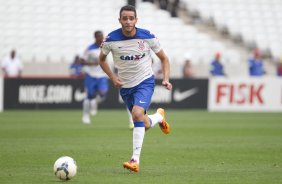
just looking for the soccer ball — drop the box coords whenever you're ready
[53,156,77,180]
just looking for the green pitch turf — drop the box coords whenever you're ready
[0,110,282,184]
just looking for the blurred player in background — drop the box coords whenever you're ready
[80,31,109,124]
[277,56,282,76]
[99,5,172,172]
[1,49,23,77]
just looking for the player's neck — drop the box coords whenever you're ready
[95,41,102,47]
[122,27,137,37]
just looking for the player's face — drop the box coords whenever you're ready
[95,33,104,44]
[119,10,137,36]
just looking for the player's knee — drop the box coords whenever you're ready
[131,108,144,122]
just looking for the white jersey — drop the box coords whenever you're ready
[83,43,108,78]
[101,28,162,88]
[1,56,23,77]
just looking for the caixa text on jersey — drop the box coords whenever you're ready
[120,53,145,61]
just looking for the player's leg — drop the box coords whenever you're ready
[155,108,170,134]
[82,75,95,124]
[82,98,91,124]
[89,78,98,116]
[91,77,108,116]
[122,106,147,172]
[121,76,154,172]
[120,89,142,172]
[90,98,97,116]
[144,108,170,134]
[127,107,134,129]
[120,90,134,129]
[131,105,146,161]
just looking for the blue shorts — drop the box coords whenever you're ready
[84,74,109,99]
[120,75,155,112]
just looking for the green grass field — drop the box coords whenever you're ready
[0,110,282,184]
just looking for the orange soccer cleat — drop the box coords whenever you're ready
[157,108,170,134]
[123,159,139,172]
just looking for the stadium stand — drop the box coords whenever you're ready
[181,0,282,61]
[137,1,248,77]
[1,0,278,77]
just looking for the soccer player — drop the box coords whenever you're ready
[99,5,172,172]
[81,31,109,124]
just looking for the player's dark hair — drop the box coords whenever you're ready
[94,30,102,38]
[119,5,137,18]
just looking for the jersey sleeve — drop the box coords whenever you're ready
[101,38,111,56]
[147,37,162,54]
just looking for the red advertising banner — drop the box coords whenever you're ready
[209,77,282,112]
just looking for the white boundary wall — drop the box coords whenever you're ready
[209,77,282,112]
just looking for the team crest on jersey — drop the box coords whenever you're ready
[138,41,145,51]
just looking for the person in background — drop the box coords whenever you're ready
[127,0,136,7]
[183,60,194,78]
[183,53,194,78]
[159,0,168,10]
[210,52,225,76]
[142,0,154,2]
[276,56,282,76]
[69,55,84,78]
[248,48,265,76]
[1,50,23,77]
[80,30,109,124]
[169,0,179,17]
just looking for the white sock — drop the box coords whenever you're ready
[83,99,90,116]
[96,94,106,103]
[132,121,145,164]
[148,112,163,127]
[90,98,97,115]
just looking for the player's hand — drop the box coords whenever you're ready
[112,76,123,88]
[162,80,172,90]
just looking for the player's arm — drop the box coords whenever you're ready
[155,49,172,90]
[1,62,8,77]
[99,52,123,88]
[79,50,98,66]
[79,57,98,66]
[2,68,7,77]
